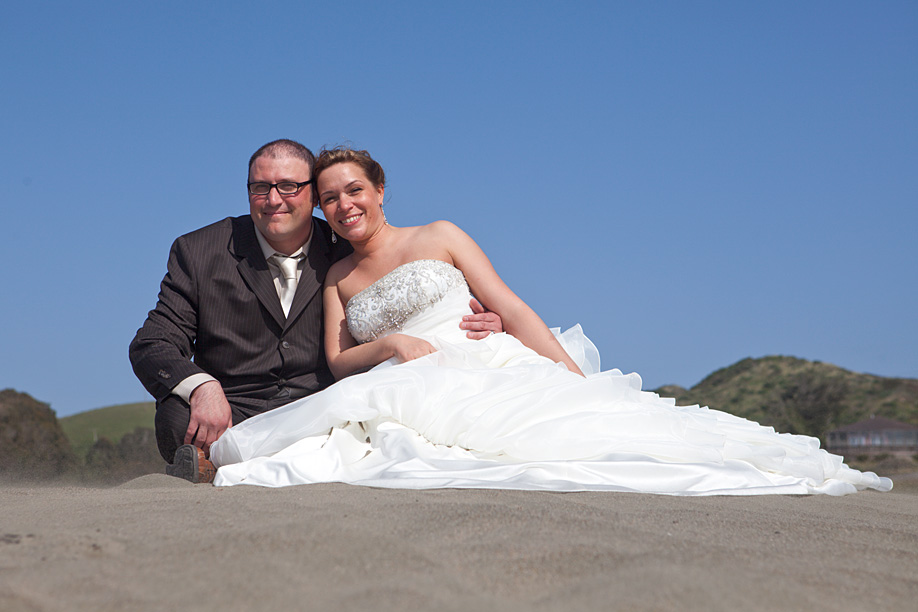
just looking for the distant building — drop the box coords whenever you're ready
[826,416,918,456]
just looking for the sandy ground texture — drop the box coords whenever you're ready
[2,474,916,612]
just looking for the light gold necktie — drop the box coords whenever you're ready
[274,255,300,317]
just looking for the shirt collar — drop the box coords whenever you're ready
[254,219,313,261]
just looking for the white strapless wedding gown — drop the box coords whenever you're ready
[211,260,892,495]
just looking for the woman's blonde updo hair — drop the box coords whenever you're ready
[313,147,386,198]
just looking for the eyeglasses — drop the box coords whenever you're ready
[247,180,313,196]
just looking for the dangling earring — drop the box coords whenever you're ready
[381,205,388,226]
[331,230,337,244]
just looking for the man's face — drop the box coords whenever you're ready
[248,155,315,255]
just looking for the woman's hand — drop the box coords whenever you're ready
[385,334,437,363]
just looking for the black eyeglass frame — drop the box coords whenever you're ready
[247,179,314,196]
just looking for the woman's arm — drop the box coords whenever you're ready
[322,273,438,380]
[439,221,585,376]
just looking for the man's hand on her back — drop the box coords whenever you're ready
[461,298,504,339]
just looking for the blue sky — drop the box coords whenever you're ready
[1,1,915,418]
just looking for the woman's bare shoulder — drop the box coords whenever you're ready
[416,220,469,241]
[427,219,462,232]
[326,254,357,287]
[402,221,470,264]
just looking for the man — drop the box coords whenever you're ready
[130,139,500,482]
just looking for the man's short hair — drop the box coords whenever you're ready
[248,139,316,176]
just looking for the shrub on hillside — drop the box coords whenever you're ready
[84,426,164,484]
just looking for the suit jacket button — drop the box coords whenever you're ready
[281,341,290,349]
[158,369,171,379]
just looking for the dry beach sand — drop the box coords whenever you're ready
[2,475,917,612]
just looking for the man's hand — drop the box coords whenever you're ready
[461,298,504,339]
[185,380,233,457]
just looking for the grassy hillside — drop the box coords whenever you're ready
[655,356,918,442]
[60,401,155,459]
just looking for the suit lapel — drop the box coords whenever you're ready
[230,216,287,329]
[286,219,333,327]
[286,218,333,331]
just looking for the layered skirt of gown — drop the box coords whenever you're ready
[210,260,892,495]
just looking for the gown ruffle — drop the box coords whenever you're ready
[210,260,892,495]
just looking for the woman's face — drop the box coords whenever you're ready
[317,162,385,243]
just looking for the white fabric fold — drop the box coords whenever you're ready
[211,275,892,496]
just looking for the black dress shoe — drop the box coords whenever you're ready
[166,445,216,483]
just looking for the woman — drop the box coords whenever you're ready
[210,148,891,496]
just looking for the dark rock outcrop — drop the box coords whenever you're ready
[0,388,79,480]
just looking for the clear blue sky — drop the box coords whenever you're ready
[1,1,915,418]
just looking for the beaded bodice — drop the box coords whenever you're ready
[346,260,469,344]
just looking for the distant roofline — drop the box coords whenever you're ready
[829,416,918,433]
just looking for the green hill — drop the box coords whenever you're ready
[60,401,155,459]
[654,356,918,442]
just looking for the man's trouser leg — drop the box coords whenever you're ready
[155,395,195,462]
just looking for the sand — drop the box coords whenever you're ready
[2,475,916,612]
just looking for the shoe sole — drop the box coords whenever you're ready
[165,445,200,483]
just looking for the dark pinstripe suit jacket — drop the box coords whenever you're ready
[129,215,353,414]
